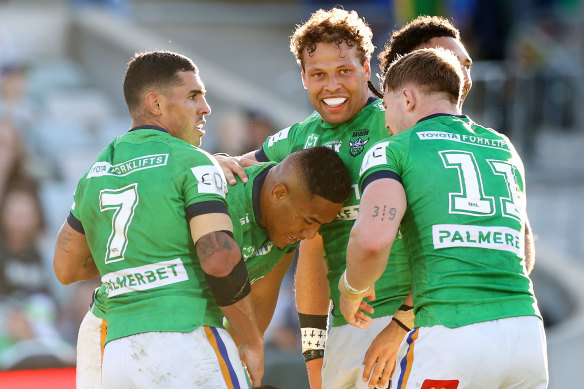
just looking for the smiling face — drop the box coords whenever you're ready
[301,41,372,125]
[263,182,342,248]
[159,71,211,146]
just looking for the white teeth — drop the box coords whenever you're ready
[323,98,346,107]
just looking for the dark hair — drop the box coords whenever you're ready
[293,146,351,204]
[378,15,460,77]
[123,50,197,114]
[290,8,374,69]
[384,48,463,105]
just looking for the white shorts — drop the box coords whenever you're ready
[102,326,250,389]
[77,310,107,389]
[392,316,548,389]
[322,315,393,389]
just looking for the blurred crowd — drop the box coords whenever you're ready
[0,62,76,370]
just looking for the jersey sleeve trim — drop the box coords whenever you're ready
[67,212,85,234]
[361,170,402,191]
[255,147,270,162]
[186,200,229,220]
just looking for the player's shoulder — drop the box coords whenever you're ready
[243,161,276,177]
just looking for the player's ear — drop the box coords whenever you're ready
[362,58,371,80]
[403,88,416,112]
[272,183,289,202]
[301,70,308,90]
[145,92,162,116]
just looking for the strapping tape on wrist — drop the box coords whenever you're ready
[392,304,414,331]
[299,313,327,361]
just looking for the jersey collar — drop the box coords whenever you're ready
[417,113,467,124]
[251,164,274,225]
[129,125,169,133]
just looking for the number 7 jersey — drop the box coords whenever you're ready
[68,127,229,343]
[359,114,541,328]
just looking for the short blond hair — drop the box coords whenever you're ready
[384,48,463,104]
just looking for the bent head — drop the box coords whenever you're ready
[290,8,374,124]
[382,48,464,135]
[123,50,211,146]
[262,146,351,247]
[378,15,472,104]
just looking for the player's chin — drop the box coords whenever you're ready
[191,135,202,147]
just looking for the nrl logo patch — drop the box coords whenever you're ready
[349,137,369,156]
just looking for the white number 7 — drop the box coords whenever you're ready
[99,183,139,264]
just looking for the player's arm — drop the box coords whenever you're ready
[53,219,99,285]
[191,212,264,387]
[228,251,295,346]
[295,234,329,389]
[524,216,535,274]
[214,150,260,185]
[340,178,406,327]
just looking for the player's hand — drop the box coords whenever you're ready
[361,320,408,389]
[339,287,375,329]
[214,154,259,185]
[240,340,264,387]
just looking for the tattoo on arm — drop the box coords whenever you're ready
[83,255,95,269]
[196,231,239,261]
[56,229,74,254]
[372,204,397,221]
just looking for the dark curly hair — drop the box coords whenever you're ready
[289,8,374,70]
[291,146,351,204]
[123,50,197,114]
[378,15,461,78]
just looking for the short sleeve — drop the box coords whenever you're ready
[179,149,229,212]
[358,138,404,193]
[261,125,295,163]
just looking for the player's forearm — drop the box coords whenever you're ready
[252,252,295,333]
[241,150,258,161]
[295,238,330,315]
[345,230,392,291]
[220,295,264,349]
[306,358,323,389]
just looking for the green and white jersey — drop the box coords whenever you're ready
[359,114,540,328]
[88,163,295,328]
[227,163,298,282]
[259,98,411,326]
[68,126,229,343]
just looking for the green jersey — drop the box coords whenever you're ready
[88,162,295,327]
[259,98,411,326]
[90,284,107,320]
[69,126,229,343]
[359,114,540,328]
[228,163,298,282]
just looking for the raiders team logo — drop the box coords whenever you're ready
[349,137,369,156]
[349,129,370,157]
